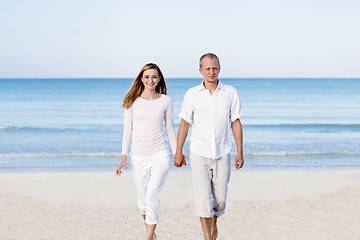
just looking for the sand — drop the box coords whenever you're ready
[0,168,359,240]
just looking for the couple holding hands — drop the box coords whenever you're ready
[116,53,244,240]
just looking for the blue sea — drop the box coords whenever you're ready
[1,78,360,171]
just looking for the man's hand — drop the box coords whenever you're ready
[235,152,244,170]
[174,152,187,167]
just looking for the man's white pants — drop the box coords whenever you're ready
[190,153,231,218]
[131,149,170,225]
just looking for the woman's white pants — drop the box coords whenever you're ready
[131,149,170,225]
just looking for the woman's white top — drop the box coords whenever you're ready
[122,94,177,155]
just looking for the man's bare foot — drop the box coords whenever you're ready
[211,224,218,240]
[211,216,218,240]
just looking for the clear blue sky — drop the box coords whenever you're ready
[1,0,359,78]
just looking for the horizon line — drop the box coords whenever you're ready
[1,77,360,80]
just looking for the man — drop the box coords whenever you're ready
[174,53,244,240]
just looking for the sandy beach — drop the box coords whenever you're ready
[0,168,359,240]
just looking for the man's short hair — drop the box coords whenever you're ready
[199,53,220,69]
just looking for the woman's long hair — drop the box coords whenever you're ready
[122,63,167,109]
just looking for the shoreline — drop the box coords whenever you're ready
[1,164,360,174]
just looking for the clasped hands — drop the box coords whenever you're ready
[174,152,188,167]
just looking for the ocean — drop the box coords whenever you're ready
[1,78,360,171]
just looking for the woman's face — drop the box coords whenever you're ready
[141,68,161,91]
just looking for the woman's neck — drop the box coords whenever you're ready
[140,90,161,100]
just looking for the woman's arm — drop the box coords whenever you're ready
[121,107,133,156]
[164,98,177,154]
[116,107,132,175]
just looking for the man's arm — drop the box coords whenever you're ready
[174,119,189,167]
[231,119,244,169]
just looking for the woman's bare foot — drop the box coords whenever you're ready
[145,230,156,240]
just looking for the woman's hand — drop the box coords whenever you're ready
[116,155,128,176]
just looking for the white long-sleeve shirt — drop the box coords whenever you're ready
[122,94,177,156]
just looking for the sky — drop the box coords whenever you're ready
[1,0,359,78]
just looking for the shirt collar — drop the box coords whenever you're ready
[196,80,224,92]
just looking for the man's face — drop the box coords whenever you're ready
[199,57,220,84]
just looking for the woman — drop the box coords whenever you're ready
[116,63,176,240]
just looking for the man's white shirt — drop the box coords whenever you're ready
[179,80,243,159]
